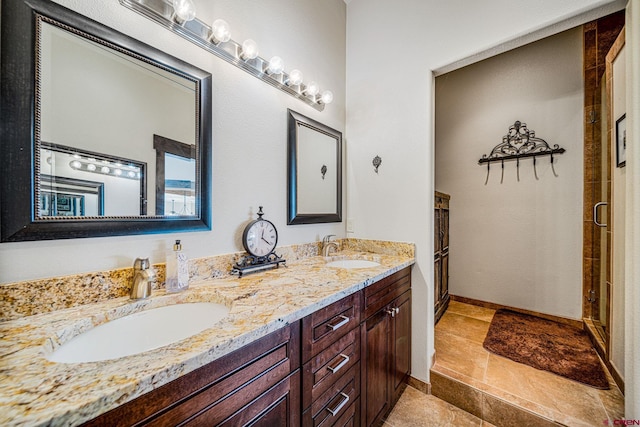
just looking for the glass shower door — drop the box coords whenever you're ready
[592,74,610,341]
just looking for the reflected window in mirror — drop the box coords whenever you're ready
[0,0,212,241]
[153,135,196,216]
[287,110,342,225]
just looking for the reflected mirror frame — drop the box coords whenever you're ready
[287,109,342,225]
[0,0,212,242]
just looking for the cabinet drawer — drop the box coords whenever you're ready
[303,362,360,427]
[302,327,360,409]
[363,268,411,320]
[302,292,361,362]
[327,397,360,427]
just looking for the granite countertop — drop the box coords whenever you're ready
[0,249,414,427]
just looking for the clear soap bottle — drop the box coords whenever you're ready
[166,239,189,293]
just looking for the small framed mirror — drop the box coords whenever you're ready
[0,0,212,241]
[287,110,342,225]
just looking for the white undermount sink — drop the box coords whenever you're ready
[325,259,380,269]
[47,302,230,363]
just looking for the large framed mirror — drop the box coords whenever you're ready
[287,110,342,225]
[0,0,212,242]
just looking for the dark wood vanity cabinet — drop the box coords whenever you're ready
[434,191,450,324]
[82,323,300,427]
[82,267,412,427]
[361,268,412,427]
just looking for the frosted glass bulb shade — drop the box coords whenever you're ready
[172,0,196,22]
[320,90,334,104]
[267,56,284,75]
[210,19,231,43]
[288,69,303,86]
[306,81,320,96]
[241,39,259,60]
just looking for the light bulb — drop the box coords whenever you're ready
[210,19,231,44]
[320,90,334,104]
[305,81,319,96]
[127,171,136,178]
[87,164,97,172]
[267,56,284,75]
[240,39,259,60]
[172,0,196,23]
[101,166,110,174]
[114,169,123,176]
[70,160,81,169]
[288,69,303,86]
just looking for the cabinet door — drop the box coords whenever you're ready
[391,291,411,406]
[361,308,390,427]
[188,371,300,427]
[434,207,441,253]
[441,253,449,300]
[441,208,449,250]
[434,256,441,308]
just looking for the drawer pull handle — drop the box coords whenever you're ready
[326,315,349,331]
[327,354,350,373]
[327,392,350,416]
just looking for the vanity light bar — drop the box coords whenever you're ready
[119,0,333,112]
[69,159,142,180]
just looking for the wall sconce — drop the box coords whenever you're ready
[120,0,333,111]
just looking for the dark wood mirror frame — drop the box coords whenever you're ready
[287,109,342,225]
[0,0,212,242]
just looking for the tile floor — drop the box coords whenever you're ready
[415,300,625,426]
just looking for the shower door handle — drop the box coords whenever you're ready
[593,202,607,227]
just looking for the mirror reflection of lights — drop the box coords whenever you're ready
[67,159,140,180]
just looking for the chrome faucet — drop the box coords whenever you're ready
[321,235,339,257]
[130,258,153,299]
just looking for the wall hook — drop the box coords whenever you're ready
[372,155,382,173]
[321,164,327,180]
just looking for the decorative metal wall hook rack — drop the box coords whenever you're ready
[479,121,565,184]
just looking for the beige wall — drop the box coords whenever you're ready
[435,28,584,320]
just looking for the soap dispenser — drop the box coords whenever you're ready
[166,239,189,293]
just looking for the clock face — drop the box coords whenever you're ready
[243,219,278,257]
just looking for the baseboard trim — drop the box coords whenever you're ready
[450,295,583,329]
[610,363,625,394]
[407,376,430,394]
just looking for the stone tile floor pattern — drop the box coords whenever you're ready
[385,386,496,426]
[429,301,624,426]
[385,301,625,426]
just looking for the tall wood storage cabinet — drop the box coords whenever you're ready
[434,192,450,324]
